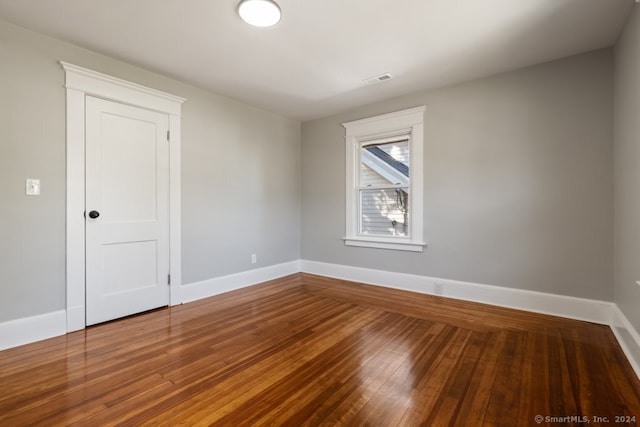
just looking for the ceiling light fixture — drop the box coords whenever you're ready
[238,0,282,27]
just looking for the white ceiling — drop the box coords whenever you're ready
[0,0,634,121]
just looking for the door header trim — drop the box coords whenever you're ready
[61,62,185,116]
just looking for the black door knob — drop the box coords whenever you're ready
[88,210,100,219]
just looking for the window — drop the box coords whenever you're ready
[343,106,425,252]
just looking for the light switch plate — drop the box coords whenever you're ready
[26,179,40,195]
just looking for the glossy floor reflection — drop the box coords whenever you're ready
[1,273,639,425]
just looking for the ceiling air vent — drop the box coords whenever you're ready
[363,73,394,85]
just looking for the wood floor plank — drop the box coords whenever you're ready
[0,273,638,426]
[126,303,376,424]
[451,331,510,427]
[208,312,414,426]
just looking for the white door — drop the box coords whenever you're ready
[85,96,170,326]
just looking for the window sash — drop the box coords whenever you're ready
[358,187,410,238]
[358,137,410,187]
[357,136,411,238]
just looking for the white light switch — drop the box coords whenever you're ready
[26,179,40,196]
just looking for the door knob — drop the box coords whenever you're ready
[88,210,100,219]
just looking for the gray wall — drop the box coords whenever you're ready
[302,49,614,301]
[0,14,626,324]
[0,19,301,323]
[614,5,640,331]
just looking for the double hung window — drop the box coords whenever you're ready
[343,106,425,252]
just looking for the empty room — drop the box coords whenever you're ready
[1,0,639,425]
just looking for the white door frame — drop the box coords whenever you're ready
[62,62,185,332]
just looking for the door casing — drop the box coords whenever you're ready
[62,62,185,332]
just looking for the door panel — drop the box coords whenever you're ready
[85,96,170,326]
[101,241,158,295]
[101,113,159,222]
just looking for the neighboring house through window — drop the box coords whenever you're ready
[343,106,425,252]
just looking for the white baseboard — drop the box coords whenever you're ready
[302,260,640,378]
[180,260,301,304]
[0,310,66,352]
[2,259,638,382]
[0,261,301,353]
[300,260,613,325]
[610,306,640,380]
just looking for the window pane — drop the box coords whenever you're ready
[360,140,409,186]
[360,188,409,237]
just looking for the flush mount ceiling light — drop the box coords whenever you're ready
[238,0,282,27]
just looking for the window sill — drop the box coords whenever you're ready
[343,237,426,252]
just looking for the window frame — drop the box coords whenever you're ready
[343,106,426,252]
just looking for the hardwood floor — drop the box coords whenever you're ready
[1,273,639,426]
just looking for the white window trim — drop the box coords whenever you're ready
[342,106,426,252]
[61,62,185,332]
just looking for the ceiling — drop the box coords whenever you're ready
[0,0,634,121]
